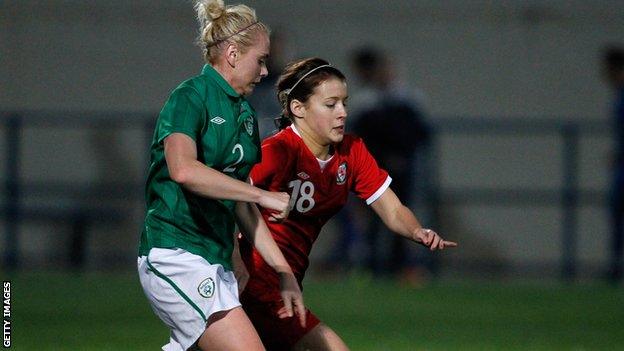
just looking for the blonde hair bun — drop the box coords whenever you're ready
[194,0,268,63]
[195,0,225,26]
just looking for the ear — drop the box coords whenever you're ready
[225,43,238,68]
[289,99,306,119]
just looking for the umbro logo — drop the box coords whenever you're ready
[297,172,310,180]
[210,116,226,125]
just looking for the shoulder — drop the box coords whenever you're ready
[178,73,213,96]
[261,128,298,156]
[172,68,234,101]
[337,134,379,168]
[160,76,207,119]
[337,134,367,154]
[167,75,207,103]
[263,127,298,146]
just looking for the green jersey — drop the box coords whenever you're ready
[139,64,261,270]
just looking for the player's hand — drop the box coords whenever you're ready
[413,228,458,251]
[277,271,306,328]
[259,191,291,222]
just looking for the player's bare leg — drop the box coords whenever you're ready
[196,307,265,351]
[293,323,349,351]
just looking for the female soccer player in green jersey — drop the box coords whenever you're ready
[137,1,305,350]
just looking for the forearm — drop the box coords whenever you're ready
[174,159,263,203]
[371,188,424,243]
[235,202,306,326]
[231,231,250,293]
[381,203,424,242]
[372,188,455,250]
[231,231,244,268]
[164,132,263,204]
[235,201,293,274]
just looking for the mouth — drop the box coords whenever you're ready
[333,126,345,133]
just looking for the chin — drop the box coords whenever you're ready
[331,134,345,143]
[242,84,256,96]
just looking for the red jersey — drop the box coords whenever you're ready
[240,125,390,301]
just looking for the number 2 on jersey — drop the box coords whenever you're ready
[223,144,244,173]
[288,179,315,213]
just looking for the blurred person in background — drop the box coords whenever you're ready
[137,1,305,350]
[328,46,433,284]
[246,30,296,139]
[603,44,624,284]
[237,57,456,350]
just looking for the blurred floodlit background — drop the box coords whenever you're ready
[2,1,623,281]
[3,1,624,350]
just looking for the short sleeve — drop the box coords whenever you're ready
[156,85,205,144]
[351,138,392,205]
[250,139,289,188]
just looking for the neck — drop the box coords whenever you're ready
[211,62,241,94]
[294,123,331,160]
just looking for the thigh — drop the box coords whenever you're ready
[196,306,265,351]
[293,323,350,351]
[241,292,321,351]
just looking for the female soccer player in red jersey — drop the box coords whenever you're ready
[237,57,457,351]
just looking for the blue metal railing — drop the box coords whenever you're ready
[0,111,155,269]
[428,117,609,279]
[0,111,611,277]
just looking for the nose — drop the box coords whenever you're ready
[337,103,347,119]
[260,63,268,78]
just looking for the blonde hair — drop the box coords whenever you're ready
[195,0,269,63]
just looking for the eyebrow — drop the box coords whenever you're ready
[324,95,349,101]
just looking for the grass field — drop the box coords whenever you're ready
[6,271,624,350]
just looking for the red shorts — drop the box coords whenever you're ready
[241,291,321,350]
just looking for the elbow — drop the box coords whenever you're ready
[169,165,192,185]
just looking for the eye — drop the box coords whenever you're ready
[325,103,336,108]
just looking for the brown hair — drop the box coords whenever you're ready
[275,58,346,130]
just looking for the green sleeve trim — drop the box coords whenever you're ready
[146,257,207,322]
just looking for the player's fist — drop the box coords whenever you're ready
[259,191,290,222]
[413,228,458,251]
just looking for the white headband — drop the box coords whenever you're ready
[283,64,331,95]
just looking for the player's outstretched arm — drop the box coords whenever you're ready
[234,201,307,327]
[370,187,457,250]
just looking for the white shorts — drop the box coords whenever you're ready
[138,248,240,351]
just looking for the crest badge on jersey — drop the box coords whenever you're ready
[336,162,347,185]
[198,277,215,298]
[244,115,254,136]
